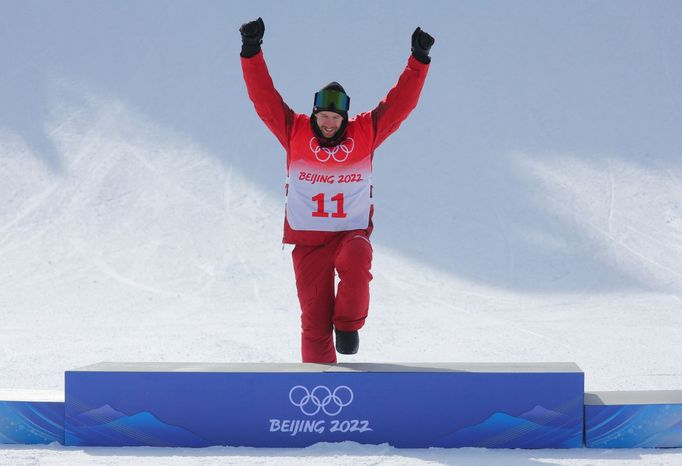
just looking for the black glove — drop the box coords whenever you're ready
[411,27,434,64]
[239,17,265,58]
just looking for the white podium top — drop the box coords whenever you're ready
[0,389,64,402]
[68,361,583,374]
[585,390,682,405]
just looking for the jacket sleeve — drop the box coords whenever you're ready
[241,51,295,150]
[369,54,430,150]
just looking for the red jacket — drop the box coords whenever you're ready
[241,51,430,245]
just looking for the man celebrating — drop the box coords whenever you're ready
[240,17,433,363]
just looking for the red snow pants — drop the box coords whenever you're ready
[292,230,373,363]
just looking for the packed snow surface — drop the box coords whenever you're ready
[1,1,682,464]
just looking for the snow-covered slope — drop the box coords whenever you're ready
[1,1,681,464]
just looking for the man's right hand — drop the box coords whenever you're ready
[240,17,265,58]
[411,27,434,64]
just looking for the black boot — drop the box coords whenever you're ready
[335,329,359,355]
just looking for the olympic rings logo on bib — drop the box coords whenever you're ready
[288,385,354,416]
[309,137,355,163]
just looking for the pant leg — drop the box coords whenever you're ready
[292,243,337,363]
[333,232,373,332]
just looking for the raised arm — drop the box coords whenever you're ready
[240,18,294,149]
[369,27,434,150]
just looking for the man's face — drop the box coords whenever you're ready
[315,111,343,138]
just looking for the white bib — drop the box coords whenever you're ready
[286,137,372,232]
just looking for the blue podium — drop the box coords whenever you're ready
[0,389,64,445]
[64,362,584,448]
[585,390,682,448]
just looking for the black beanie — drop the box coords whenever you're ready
[313,82,349,116]
[323,81,346,94]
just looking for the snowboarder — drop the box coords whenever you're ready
[240,17,433,363]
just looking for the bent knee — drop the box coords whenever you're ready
[336,236,373,272]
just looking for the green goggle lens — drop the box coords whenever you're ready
[313,90,350,112]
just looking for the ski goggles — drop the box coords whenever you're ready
[313,89,350,112]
